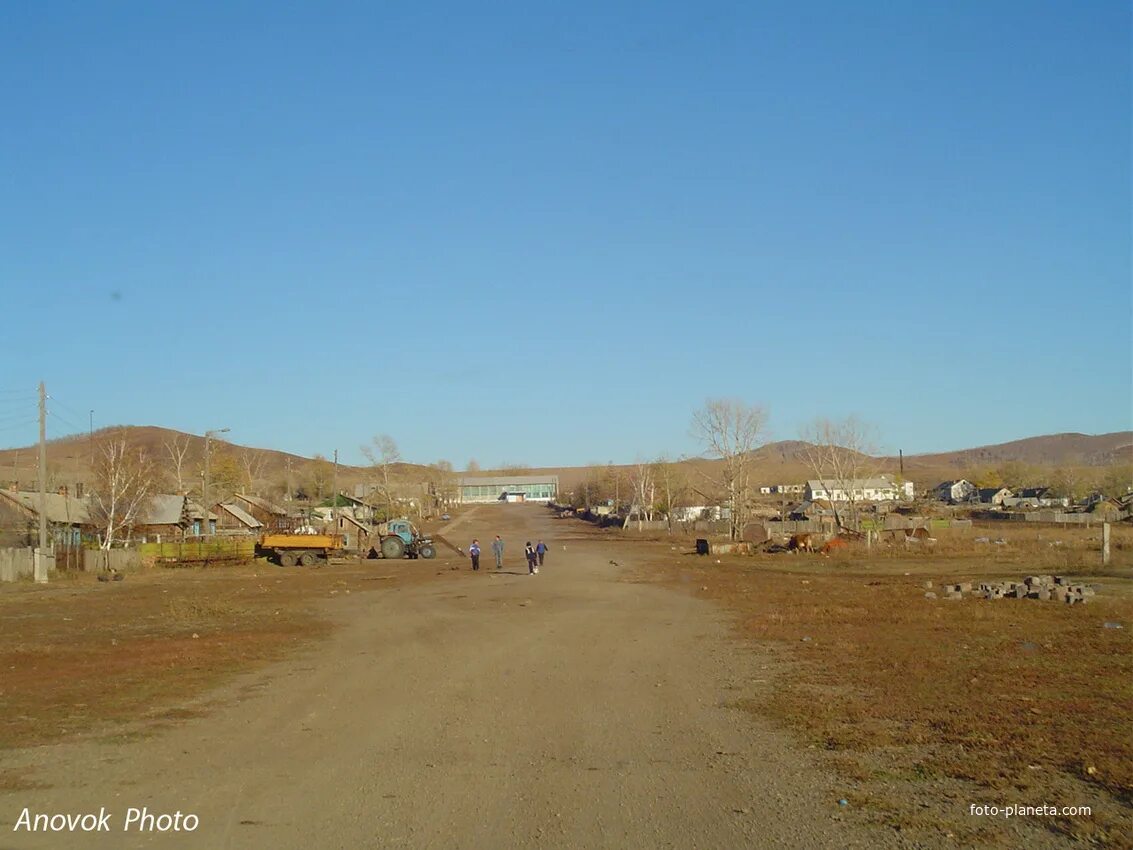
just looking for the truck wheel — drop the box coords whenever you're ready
[279,552,297,567]
[380,535,406,559]
[299,552,317,567]
[418,544,437,559]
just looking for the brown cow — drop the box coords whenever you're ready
[788,533,814,553]
[820,536,848,556]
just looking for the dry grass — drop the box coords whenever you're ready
[626,526,1133,846]
[0,555,444,751]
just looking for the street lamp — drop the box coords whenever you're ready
[202,428,230,536]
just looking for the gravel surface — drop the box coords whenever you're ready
[2,506,908,849]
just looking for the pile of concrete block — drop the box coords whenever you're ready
[925,575,1098,604]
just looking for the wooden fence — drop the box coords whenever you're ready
[82,549,141,572]
[0,547,57,582]
[137,536,256,565]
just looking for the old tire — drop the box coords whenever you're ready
[380,535,406,559]
[279,551,298,567]
[299,552,318,567]
[418,544,437,559]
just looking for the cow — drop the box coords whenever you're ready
[788,533,814,553]
[820,536,849,556]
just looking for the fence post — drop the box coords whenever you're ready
[1103,522,1111,566]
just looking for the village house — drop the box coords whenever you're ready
[1003,487,1070,508]
[932,479,977,503]
[0,489,91,548]
[805,476,913,503]
[131,495,190,543]
[231,494,290,530]
[978,486,1013,506]
[214,502,264,535]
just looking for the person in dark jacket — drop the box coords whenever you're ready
[524,542,537,575]
[535,539,548,567]
[469,539,481,571]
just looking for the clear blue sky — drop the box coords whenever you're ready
[2,1,1129,467]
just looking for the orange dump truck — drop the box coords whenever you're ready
[257,532,344,567]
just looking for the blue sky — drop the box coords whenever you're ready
[1,1,1129,467]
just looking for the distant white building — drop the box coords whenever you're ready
[805,476,912,503]
[457,475,558,504]
[669,505,732,522]
[932,480,977,503]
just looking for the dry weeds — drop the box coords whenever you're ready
[626,523,1133,846]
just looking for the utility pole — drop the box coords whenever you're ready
[202,428,230,536]
[332,449,339,532]
[35,382,48,583]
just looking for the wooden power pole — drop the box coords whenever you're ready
[35,381,48,583]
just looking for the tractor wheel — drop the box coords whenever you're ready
[380,535,406,559]
[279,551,298,567]
[418,544,437,560]
[299,552,318,567]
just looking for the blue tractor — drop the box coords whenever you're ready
[374,518,437,560]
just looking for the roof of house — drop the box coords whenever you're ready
[218,503,263,528]
[978,487,1011,498]
[0,490,91,524]
[140,494,186,526]
[185,500,218,522]
[234,494,288,515]
[1018,487,1052,498]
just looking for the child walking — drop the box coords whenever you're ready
[524,541,537,575]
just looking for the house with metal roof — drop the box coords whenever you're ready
[0,489,92,547]
[215,502,264,534]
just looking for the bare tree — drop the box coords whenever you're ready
[625,459,657,530]
[204,449,244,506]
[239,447,269,496]
[466,459,481,473]
[164,434,192,495]
[308,454,333,502]
[427,460,460,513]
[691,399,769,540]
[654,455,690,533]
[362,435,401,519]
[799,416,882,531]
[90,436,155,551]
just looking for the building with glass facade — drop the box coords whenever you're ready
[458,475,559,504]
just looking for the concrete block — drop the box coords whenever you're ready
[924,592,937,600]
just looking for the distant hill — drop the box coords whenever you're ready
[2,426,1128,496]
[0,425,433,499]
[902,432,1132,469]
[475,432,1132,496]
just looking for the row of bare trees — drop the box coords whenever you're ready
[690,400,884,539]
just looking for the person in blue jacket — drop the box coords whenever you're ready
[469,539,481,571]
[535,539,548,567]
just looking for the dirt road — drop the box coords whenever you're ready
[2,506,900,849]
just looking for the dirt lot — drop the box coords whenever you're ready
[1,506,1129,848]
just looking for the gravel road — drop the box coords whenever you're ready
[2,506,904,849]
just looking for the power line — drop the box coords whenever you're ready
[47,409,85,433]
[0,418,38,433]
[47,395,90,420]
